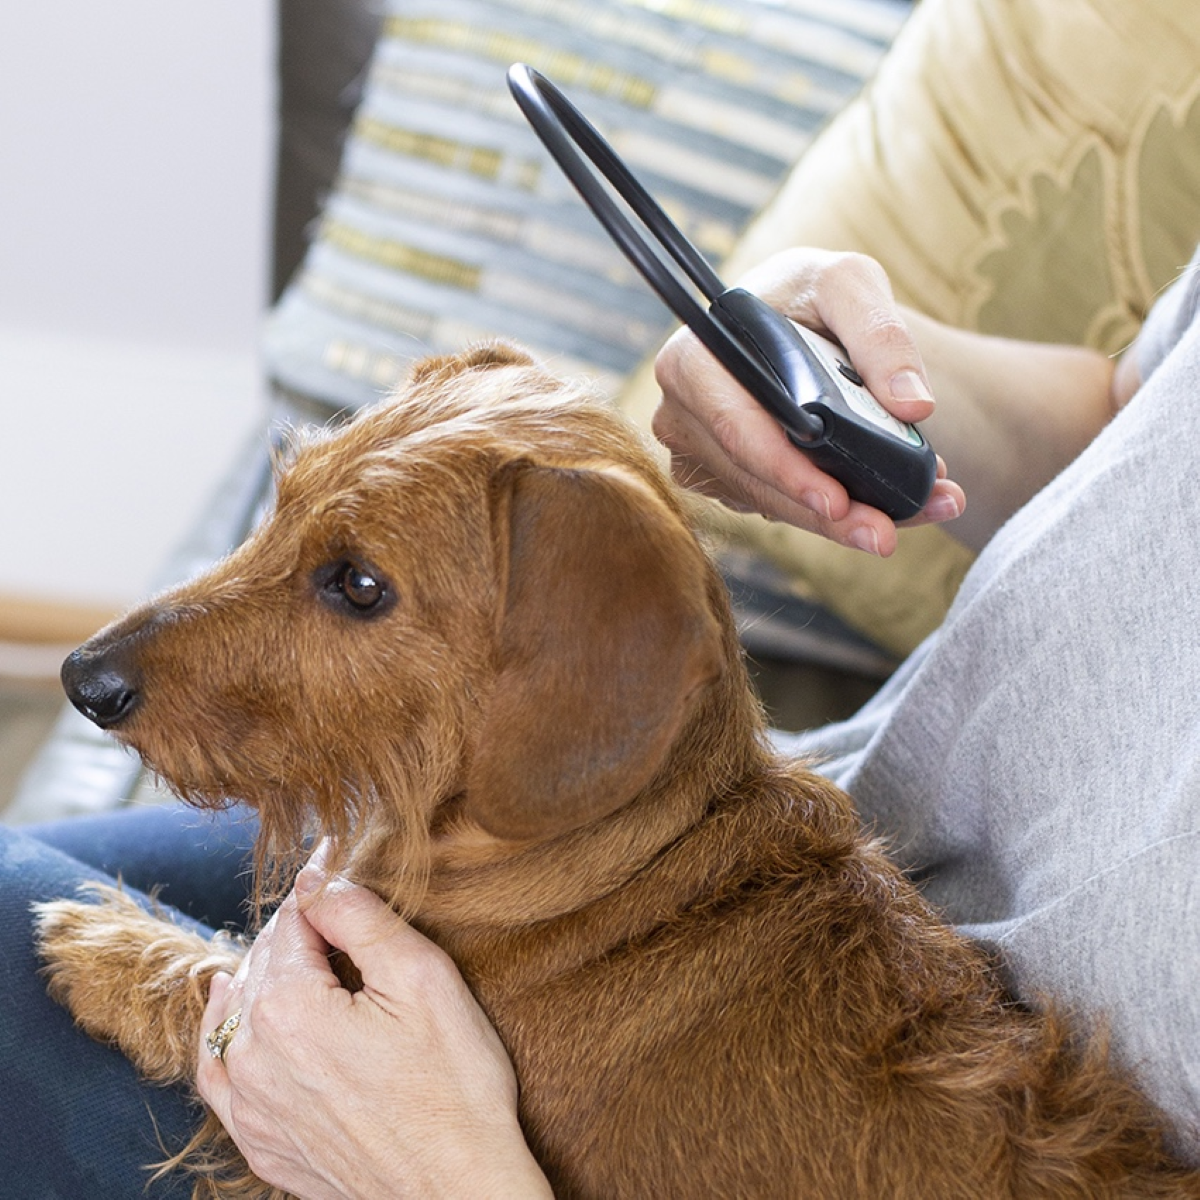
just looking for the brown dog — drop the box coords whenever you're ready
[35,345,1199,1198]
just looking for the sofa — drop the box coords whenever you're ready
[11,0,1200,823]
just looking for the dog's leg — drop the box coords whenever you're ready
[32,883,244,1087]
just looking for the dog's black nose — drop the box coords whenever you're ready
[61,647,142,729]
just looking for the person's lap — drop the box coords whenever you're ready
[773,317,1200,1151]
[25,801,259,930]
[0,803,257,1196]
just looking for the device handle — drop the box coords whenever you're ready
[507,64,824,441]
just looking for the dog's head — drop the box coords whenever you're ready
[62,344,754,909]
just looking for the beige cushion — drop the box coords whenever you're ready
[619,0,1200,656]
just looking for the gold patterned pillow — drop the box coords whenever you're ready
[617,0,1200,655]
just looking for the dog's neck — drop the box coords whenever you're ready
[416,748,858,1002]
[409,659,776,937]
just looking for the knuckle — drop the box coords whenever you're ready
[393,938,458,999]
[649,401,679,448]
[246,989,304,1047]
[707,408,745,460]
[821,253,900,321]
[738,481,778,521]
[195,1058,221,1104]
[652,344,677,392]
[716,454,785,521]
[652,328,692,392]
[230,1095,271,1143]
[863,308,914,351]
[830,250,887,288]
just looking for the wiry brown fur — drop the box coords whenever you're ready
[35,344,1200,1198]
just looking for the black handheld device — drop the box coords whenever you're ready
[507,63,937,520]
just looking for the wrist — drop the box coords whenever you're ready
[443,1113,554,1200]
[907,312,1116,550]
[451,1147,555,1199]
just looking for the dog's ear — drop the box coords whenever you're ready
[408,341,535,385]
[465,465,724,842]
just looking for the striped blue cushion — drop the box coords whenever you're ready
[264,0,910,410]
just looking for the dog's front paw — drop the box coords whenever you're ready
[33,883,244,1086]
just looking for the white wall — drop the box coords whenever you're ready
[0,3,275,609]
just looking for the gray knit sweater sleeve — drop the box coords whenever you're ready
[1137,248,1200,381]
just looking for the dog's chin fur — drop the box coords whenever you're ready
[35,344,1200,1200]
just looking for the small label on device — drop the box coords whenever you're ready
[793,323,924,446]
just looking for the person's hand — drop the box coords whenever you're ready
[652,248,965,556]
[197,850,553,1200]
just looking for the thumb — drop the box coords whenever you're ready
[296,871,447,1000]
[750,249,936,423]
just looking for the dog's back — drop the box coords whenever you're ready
[431,764,1195,1198]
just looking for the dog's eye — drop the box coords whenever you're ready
[317,560,393,618]
[339,564,384,609]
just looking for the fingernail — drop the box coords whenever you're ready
[924,492,962,522]
[850,526,881,555]
[889,370,934,406]
[804,490,832,520]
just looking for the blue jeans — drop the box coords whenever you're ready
[0,804,258,1199]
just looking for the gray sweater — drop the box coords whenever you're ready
[775,253,1200,1154]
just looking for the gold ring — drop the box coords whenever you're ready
[205,1009,243,1064]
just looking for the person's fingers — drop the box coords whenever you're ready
[194,902,302,1104]
[654,328,853,516]
[651,247,968,551]
[196,898,345,1153]
[227,890,345,1009]
[196,970,236,1122]
[652,382,844,520]
[659,425,899,553]
[295,869,462,1014]
[742,250,937,425]
[815,260,935,422]
[651,357,906,554]
[904,476,966,527]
